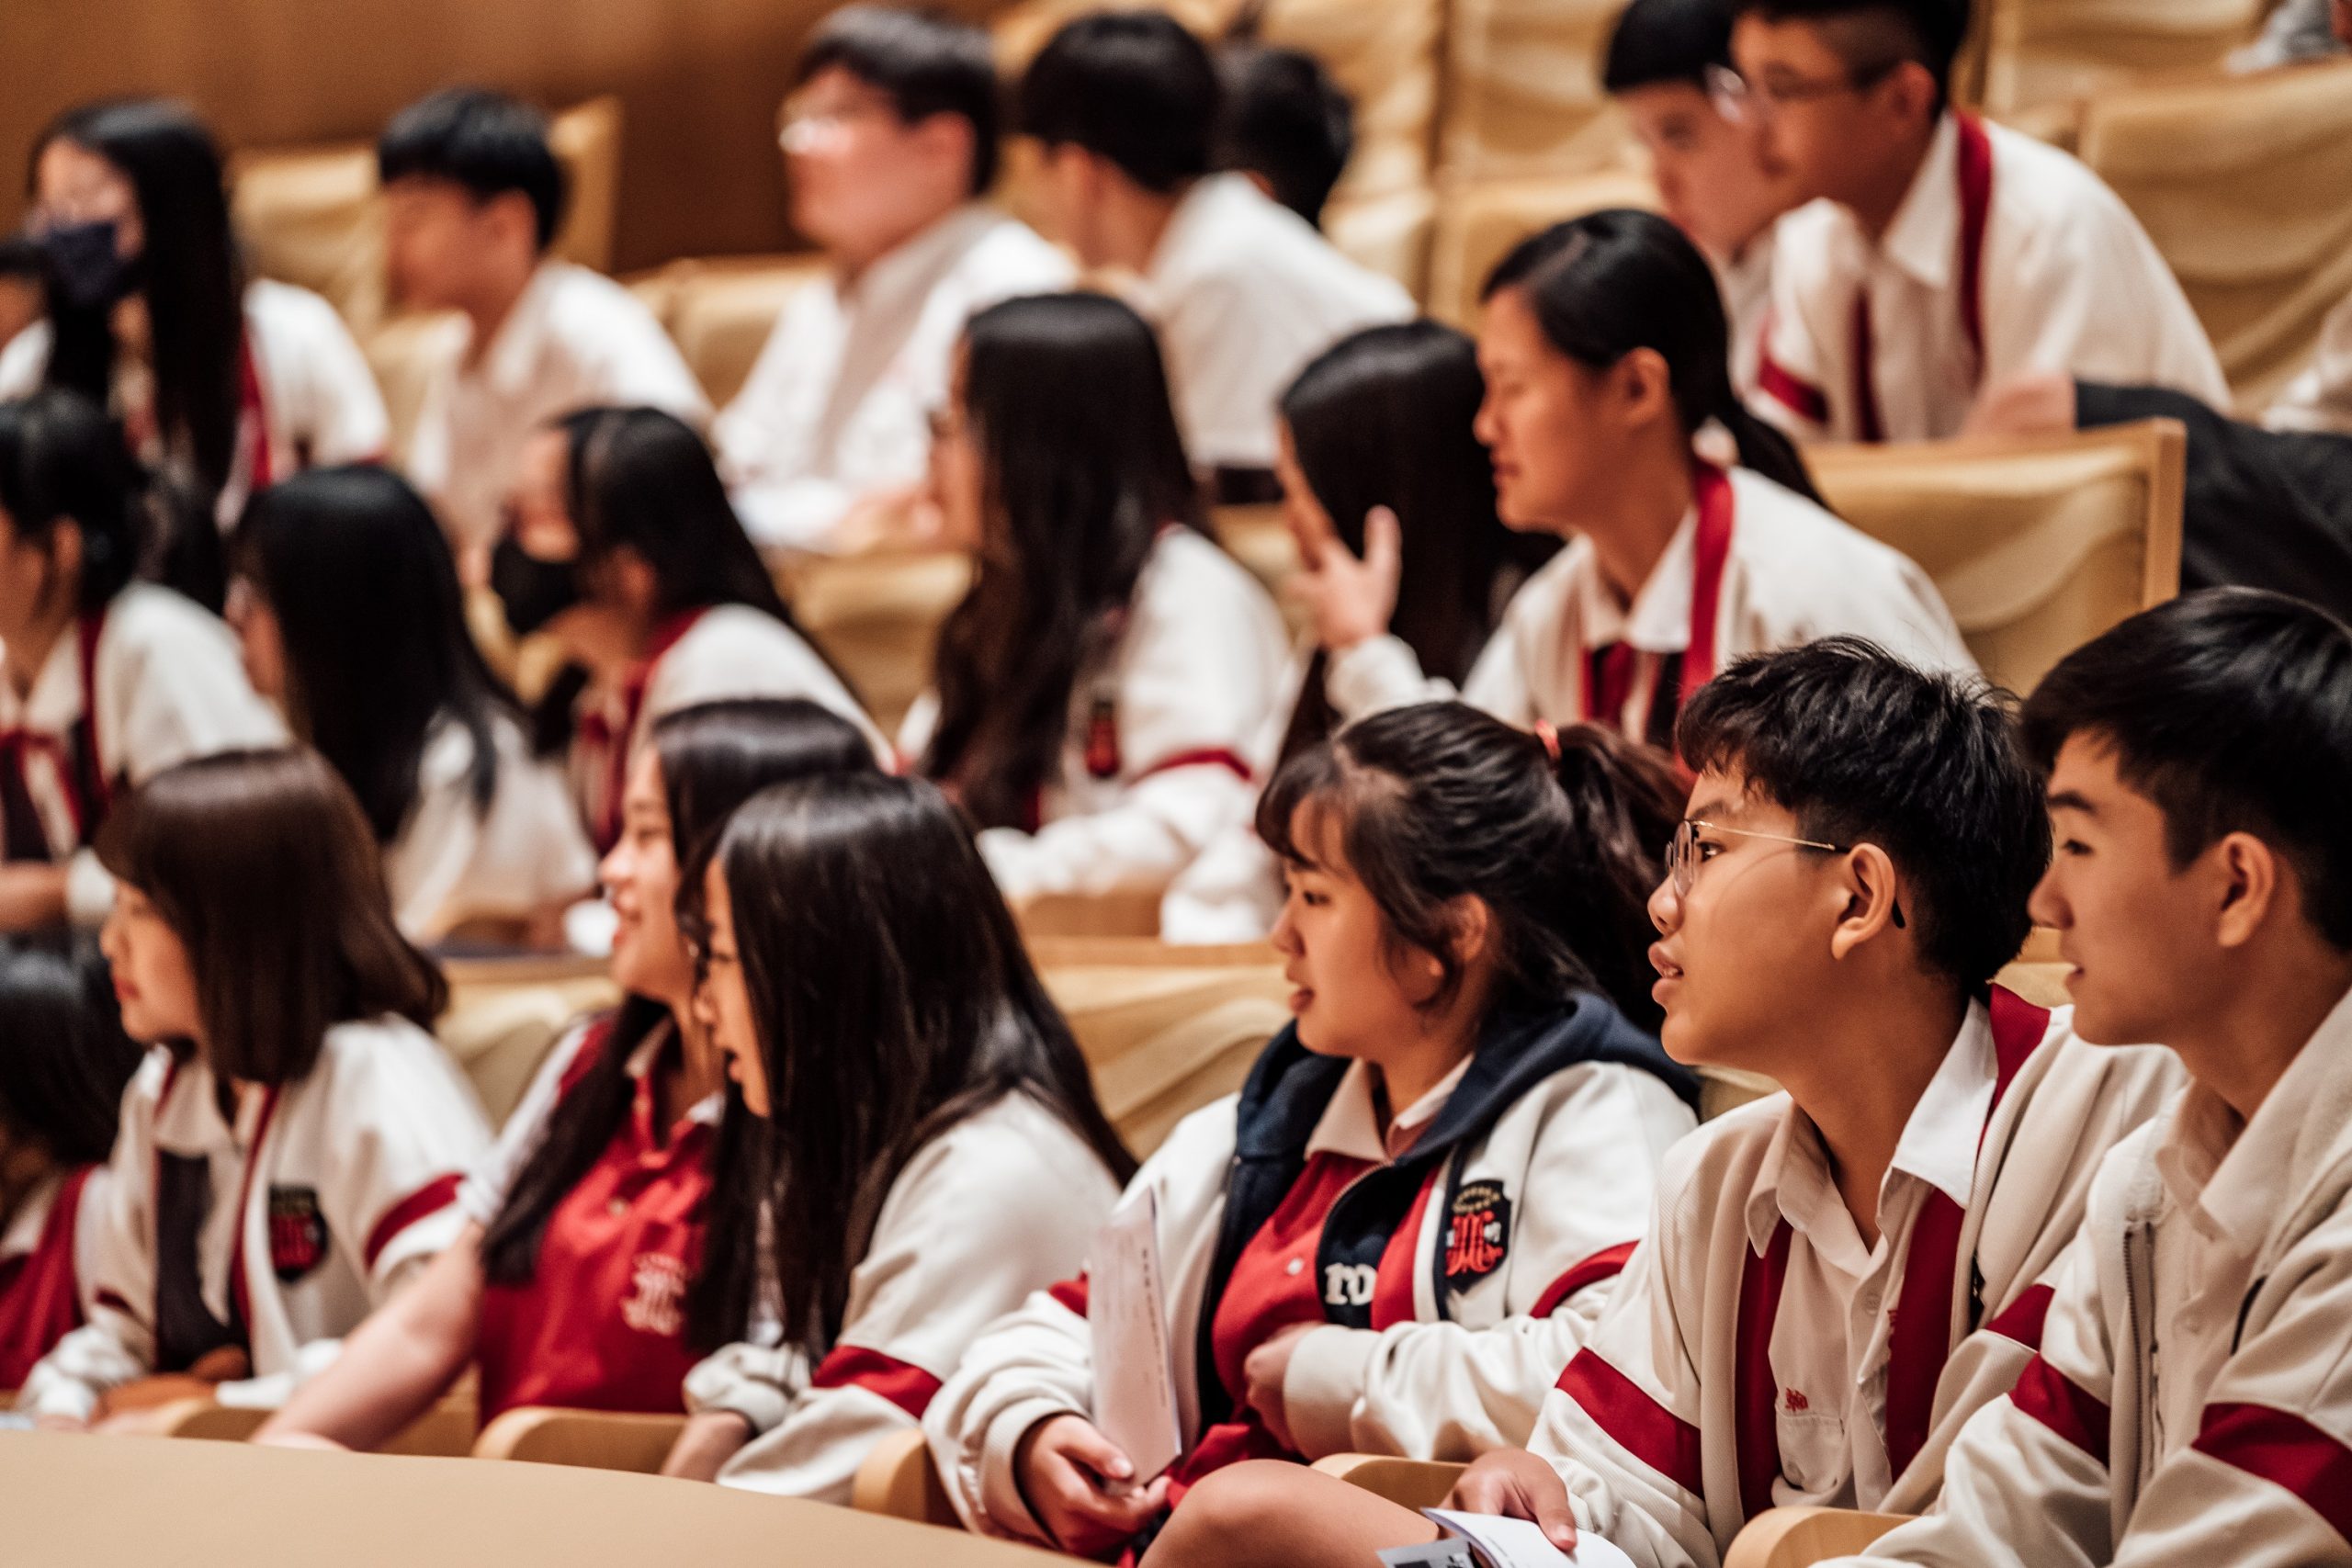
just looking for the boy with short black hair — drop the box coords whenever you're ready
[382,87,707,559]
[1020,10,1409,494]
[1213,42,1354,231]
[1601,0,1803,397]
[713,5,1072,552]
[1734,0,2226,443]
[1138,638,2182,1568]
[1822,590,2352,1566]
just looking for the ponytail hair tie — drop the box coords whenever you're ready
[1532,718,1561,764]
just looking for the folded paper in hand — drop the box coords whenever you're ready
[1089,1187,1183,1483]
[1374,1509,1640,1568]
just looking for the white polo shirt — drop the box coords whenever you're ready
[1326,465,1973,743]
[404,260,709,555]
[714,205,1073,553]
[1137,174,1415,472]
[1752,113,2228,443]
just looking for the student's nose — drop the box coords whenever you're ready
[1646,871,1682,937]
[1270,899,1303,958]
[2026,862,2067,931]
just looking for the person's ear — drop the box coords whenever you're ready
[608,546,662,617]
[910,111,977,192]
[487,190,542,258]
[1883,60,1941,130]
[1614,346,1678,432]
[2210,831,2283,952]
[45,517,85,604]
[1450,894,1497,975]
[1826,842,1905,963]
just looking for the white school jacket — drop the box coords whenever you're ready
[679,1091,1120,1505]
[1136,175,1415,473]
[926,1004,1700,1545]
[1752,113,2226,444]
[1326,466,1972,743]
[16,1018,490,1421]
[1532,994,2182,1568]
[571,603,884,846]
[899,528,1290,928]
[383,709,599,943]
[0,278,390,526]
[405,260,710,555]
[1840,984,2352,1568]
[715,205,1074,552]
[0,581,284,926]
[1717,231,1777,405]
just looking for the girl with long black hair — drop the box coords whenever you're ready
[1168,320,1554,939]
[659,771,1132,1495]
[4,100,387,543]
[0,939,145,1388]
[1297,209,1970,749]
[514,407,879,851]
[928,703,1699,1557]
[908,291,1287,931]
[255,699,877,1447]
[0,389,280,934]
[232,466,594,944]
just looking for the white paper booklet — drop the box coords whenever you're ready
[1087,1187,1183,1483]
[1372,1509,1641,1568]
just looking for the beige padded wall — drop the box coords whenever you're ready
[2077,57,2352,412]
[1978,0,2270,114]
[1437,0,1631,183]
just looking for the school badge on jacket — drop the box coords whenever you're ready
[267,1186,328,1283]
[1444,1179,1511,1283]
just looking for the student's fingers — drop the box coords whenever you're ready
[1045,1416,1137,1484]
[1362,506,1403,589]
[1515,1472,1580,1552]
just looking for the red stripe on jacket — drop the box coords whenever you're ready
[808,1344,944,1419]
[2194,1402,2352,1544]
[363,1173,463,1272]
[1531,1242,1641,1320]
[2008,1353,2111,1465]
[1555,1348,1704,1495]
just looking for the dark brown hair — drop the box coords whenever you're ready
[1257,703,1683,1030]
[96,748,446,1085]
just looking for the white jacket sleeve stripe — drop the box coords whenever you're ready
[809,1343,946,1419]
[360,1173,464,1274]
[2008,1353,2114,1465]
[1556,1348,1707,1495]
[2189,1402,2352,1542]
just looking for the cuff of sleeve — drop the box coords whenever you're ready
[975,826,1041,903]
[212,1371,297,1410]
[19,1380,100,1424]
[684,1351,799,1436]
[1324,636,1430,723]
[980,1396,1085,1542]
[65,849,115,929]
[1283,1325,1377,1460]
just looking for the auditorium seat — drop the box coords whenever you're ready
[1726,1506,1909,1568]
[1976,0,2270,115]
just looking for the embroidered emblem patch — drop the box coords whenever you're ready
[1084,696,1121,779]
[267,1185,329,1283]
[1443,1179,1511,1281]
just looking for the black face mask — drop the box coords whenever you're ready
[491,534,583,637]
[39,219,141,312]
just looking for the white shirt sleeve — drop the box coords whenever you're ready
[266,284,391,466]
[455,1021,599,1226]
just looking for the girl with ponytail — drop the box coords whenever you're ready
[1293,208,1971,749]
[928,700,1699,1558]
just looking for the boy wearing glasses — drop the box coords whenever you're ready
[1814,591,2352,1566]
[713,6,1071,553]
[1731,0,2225,443]
[1138,638,2179,1568]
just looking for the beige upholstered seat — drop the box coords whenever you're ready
[1435,0,1632,184]
[2076,57,2352,412]
[1810,421,2186,697]
[1725,1507,1912,1568]
[624,253,828,408]
[1425,164,1657,330]
[471,1406,687,1470]
[1977,0,2268,114]
[774,548,975,740]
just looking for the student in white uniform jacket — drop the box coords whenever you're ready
[16,750,488,1428]
[380,89,709,559]
[232,468,595,944]
[1138,643,2180,1568]
[0,390,284,933]
[713,6,1074,553]
[1297,211,1969,751]
[1832,592,2352,1568]
[1018,11,1412,491]
[1733,0,2225,445]
[1603,0,1806,402]
[8,101,387,544]
[655,773,1130,1498]
[900,294,1286,930]
[523,408,880,852]
[931,706,1699,1558]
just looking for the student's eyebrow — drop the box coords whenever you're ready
[1686,796,1747,826]
[2046,789,2099,816]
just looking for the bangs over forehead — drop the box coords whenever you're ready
[1254,739,1402,875]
